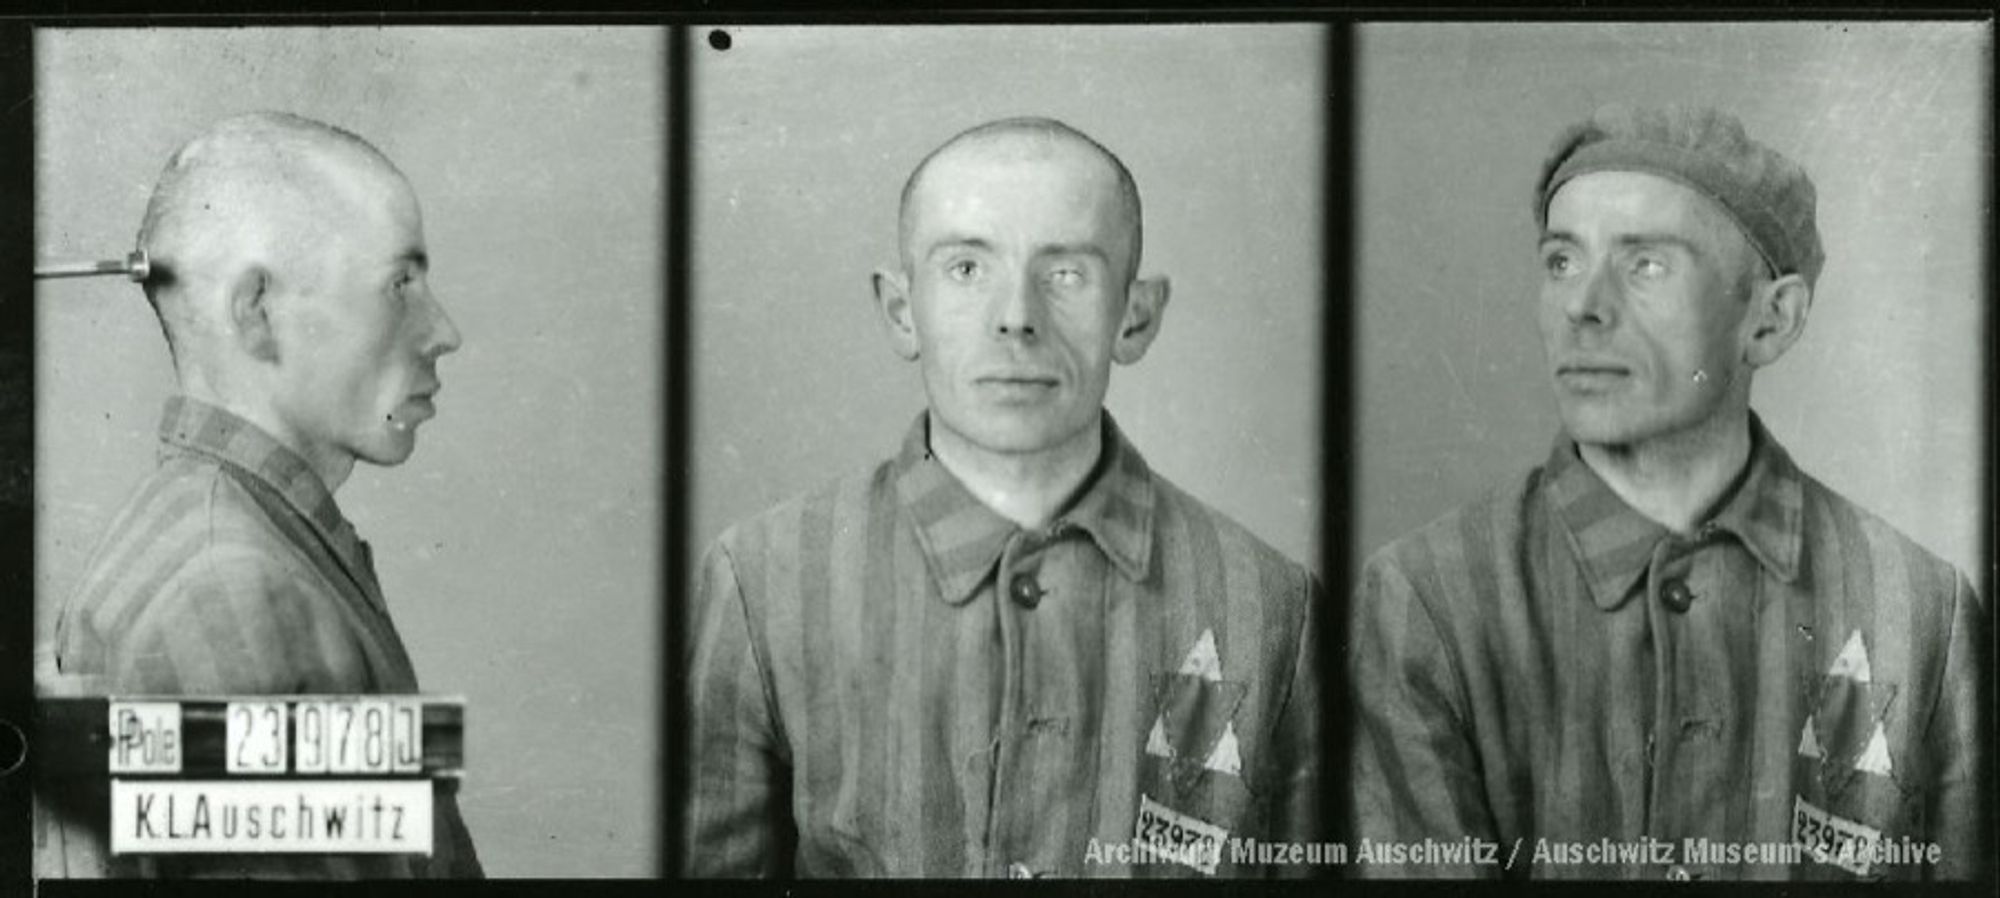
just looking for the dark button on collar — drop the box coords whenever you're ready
[1660,579,1695,613]
[1009,576,1045,609]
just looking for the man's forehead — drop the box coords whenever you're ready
[910,143,1127,237]
[1546,170,1739,241]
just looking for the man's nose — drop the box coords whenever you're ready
[424,293,463,356]
[1564,258,1619,327]
[991,270,1045,339]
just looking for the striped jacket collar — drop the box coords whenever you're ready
[158,396,370,580]
[894,410,1157,606]
[1543,413,1806,611]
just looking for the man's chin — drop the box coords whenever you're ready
[952,417,1099,459]
[1555,405,1649,448]
[355,432,420,467]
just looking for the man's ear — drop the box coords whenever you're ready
[1112,275,1171,365]
[1742,273,1812,369]
[872,267,921,361]
[226,265,281,364]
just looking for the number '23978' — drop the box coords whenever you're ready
[226,700,424,775]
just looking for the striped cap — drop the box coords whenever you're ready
[1535,103,1825,287]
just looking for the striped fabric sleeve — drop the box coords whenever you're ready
[1267,575,1327,878]
[1347,551,1501,879]
[683,539,794,878]
[1925,574,1990,881]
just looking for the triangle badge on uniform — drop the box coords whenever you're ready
[1828,631,1872,683]
[1201,721,1242,776]
[1176,629,1223,682]
[1797,716,1824,759]
[1854,722,1894,777]
[1145,715,1175,760]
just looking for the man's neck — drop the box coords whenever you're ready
[1576,412,1752,535]
[928,413,1103,530]
[178,379,354,493]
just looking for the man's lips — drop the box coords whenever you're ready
[973,372,1061,404]
[1555,355,1631,375]
[1554,360,1631,389]
[390,384,441,427]
[974,372,1060,387]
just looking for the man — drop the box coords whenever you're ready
[38,112,481,878]
[683,117,1324,878]
[1349,104,1989,880]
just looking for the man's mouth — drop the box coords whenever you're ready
[974,371,1060,402]
[389,384,441,429]
[1554,360,1631,389]
[975,371,1059,387]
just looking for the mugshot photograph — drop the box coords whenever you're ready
[31,27,663,878]
[680,25,1330,878]
[1347,22,1989,882]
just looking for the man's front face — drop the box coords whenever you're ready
[272,163,461,472]
[1537,170,1759,449]
[903,142,1135,459]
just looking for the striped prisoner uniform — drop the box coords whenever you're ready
[1349,416,1988,880]
[40,396,481,879]
[684,413,1325,877]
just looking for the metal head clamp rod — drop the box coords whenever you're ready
[34,250,150,282]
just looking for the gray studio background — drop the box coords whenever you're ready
[35,28,662,876]
[1356,23,1988,585]
[691,25,1326,575]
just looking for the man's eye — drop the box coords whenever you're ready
[946,259,981,282]
[1631,255,1669,280]
[1048,266,1086,288]
[1543,250,1579,279]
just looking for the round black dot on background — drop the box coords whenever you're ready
[708,30,732,51]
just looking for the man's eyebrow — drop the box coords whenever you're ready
[923,236,993,260]
[1035,242,1110,262]
[1612,232,1705,258]
[1536,230,1703,256]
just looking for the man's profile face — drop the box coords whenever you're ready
[1537,170,1762,449]
[900,138,1139,460]
[268,157,461,471]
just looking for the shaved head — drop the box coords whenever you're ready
[129,111,460,489]
[137,111,408,357]
[897,117,1144,281]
